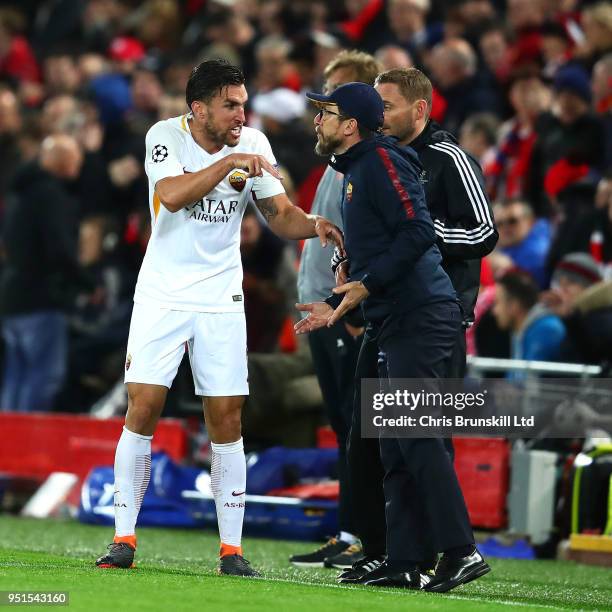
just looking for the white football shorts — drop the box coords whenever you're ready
[124,303,248,396]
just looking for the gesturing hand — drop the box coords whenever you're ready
[229,153,283,179]
[327,281,369,327]
[314,217,345,250]
[294,302,334,335]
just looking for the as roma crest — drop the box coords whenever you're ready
[346,182,353,202]
[229,170,248,192]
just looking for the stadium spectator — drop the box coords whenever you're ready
[528,65,606,216]
[506,0,546,65]
[0,87,22,209]
[427,38,502,135]
[459,112,499,169]
[128,67,164,137]
[493,270,565,375]
[133,0,183,53]
[374,44,413,70]
[478,22,513,84]
[29,0,84,57]
[490,199,552,288]
[592,53,612,114]
[591,53,612,169]
[575,2,612,70]
[108,36,146,77]
[484,70,551,201]
[384,0,439,67]
[0,8,41,92]
[42,47,82,97]
[61,214,135,410]
[254,35,301,92]
[452,0,497,48]
[547,173,612,279]
[0,134,93,412]
[540,21,572,79]
[541,253,612,365]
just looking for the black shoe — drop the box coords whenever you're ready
[424,549,490,593]
[219,554,261,577]
[418,555,438,575]
[95,542,135,569]
[337,555,385,584]
[289,538,350,568]
[362,561,431,590]
[324,543,364,569]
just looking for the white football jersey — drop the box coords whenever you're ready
[135,114,285,311]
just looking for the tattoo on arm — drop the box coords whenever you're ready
[255,196,279,223]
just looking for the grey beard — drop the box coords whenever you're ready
[315,135,342,156]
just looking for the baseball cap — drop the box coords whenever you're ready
[306,82,384,132]
[553,65,592,104]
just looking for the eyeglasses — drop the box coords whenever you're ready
[316,108,346,121]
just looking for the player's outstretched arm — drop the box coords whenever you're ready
[254,193,344,250]
[155,153,283,213]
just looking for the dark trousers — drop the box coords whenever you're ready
[378,301,474,562]
[347,331,387,555]
[348,322,466,556]
[348,319,468,556]
[308,323,361,534]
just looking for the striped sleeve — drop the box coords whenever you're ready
[429,142,498,258]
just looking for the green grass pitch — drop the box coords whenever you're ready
[1,516,611,611]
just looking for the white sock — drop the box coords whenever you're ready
[210,437,246,549]
[338,531,358,545]
[114,426,152,538]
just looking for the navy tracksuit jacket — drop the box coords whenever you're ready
[326,134,457,326]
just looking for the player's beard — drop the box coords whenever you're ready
[204,116,241,148]
[315,132,343,156]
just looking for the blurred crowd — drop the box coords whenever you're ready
[0,0,611,414]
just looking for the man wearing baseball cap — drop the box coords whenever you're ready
[295,82,489,592]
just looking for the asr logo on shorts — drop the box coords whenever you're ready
[125,354,132,371]
[346,182,353,202]
[232,295,243,302]
[228,170,248,192]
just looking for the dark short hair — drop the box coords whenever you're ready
[497,270,539,311]
[185,59,245,107]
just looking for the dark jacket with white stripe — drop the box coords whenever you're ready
[326,134,457,324]
[410,121,498,323]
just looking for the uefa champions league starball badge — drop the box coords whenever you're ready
[151,144,169,163]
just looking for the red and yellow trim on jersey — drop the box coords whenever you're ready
[180,114,189,132]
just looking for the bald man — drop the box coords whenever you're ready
[428,38,502,135]
[0,134,92,412]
